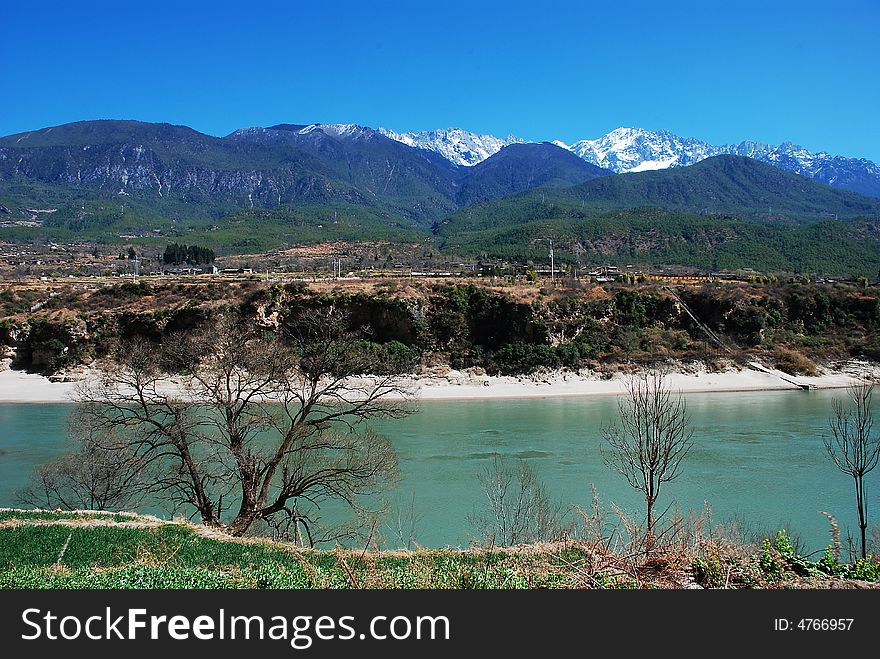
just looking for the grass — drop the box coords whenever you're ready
[0,517,582,589]
[0,510,138,523]
[1,511,879,589]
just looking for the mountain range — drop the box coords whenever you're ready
[384,126,880,198]
[1,118,879,274]
[441,155,880,235]
[0,120,607,228]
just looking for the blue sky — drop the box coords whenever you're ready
[1,0,878,160]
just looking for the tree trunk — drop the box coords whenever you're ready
[856,477,867,560]
[645,496,655,551]
[227,506,258,536]
[198,500,223,529]
[200,512,224,528]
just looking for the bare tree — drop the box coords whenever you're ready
[75,337,222,525]
[73,309,411,541]
[469,454,567,546]
[390,492,422,550]
[602,371,694,550]
[824,379,880,559]
[17,410,147,511]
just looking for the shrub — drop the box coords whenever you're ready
[772,347,818,376]
[486,342,561,375]
[353,340,421,374]
[757,530,819,579]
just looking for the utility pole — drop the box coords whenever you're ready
[536,237,556,283]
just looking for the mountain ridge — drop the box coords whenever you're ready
[377,127,524,167]
[440,155,880,237]
[5,119,877,197]
[455,142,611,206]
[384,125,880,197]
[566,154,880,220]
[436,156,880,274]
[0,120,605,232]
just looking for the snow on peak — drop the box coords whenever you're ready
[551,128,880,193]
[227,126,267,138]
[226,123,377,146]
[298,123,366,137]
[228,121,880,195]
[564,127,721,173]
[379,127,525,166]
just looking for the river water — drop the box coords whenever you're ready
[0,389,877,553]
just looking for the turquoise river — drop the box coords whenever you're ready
[1,389,878,553]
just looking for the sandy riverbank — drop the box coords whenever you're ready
[0,360,876,404]
[0,368,80,403]
[395,360,876,400]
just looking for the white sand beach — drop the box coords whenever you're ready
[0,368,80,403]
[0,360,874,404]
[397,361,874,400]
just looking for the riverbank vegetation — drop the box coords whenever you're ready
[1,278,879,377]
[11,377,879,587]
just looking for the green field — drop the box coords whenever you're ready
[0,511,877,589]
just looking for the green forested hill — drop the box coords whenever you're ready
[435,156,880,274]
[441,155,880,237]
[563,155,880,222]
[440,207,880,275]
[0,120,605,233]
[455,142,609,206]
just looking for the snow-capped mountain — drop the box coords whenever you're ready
[382,125,880,197]
[560,128,880,197]
[378,127,524,167]
[558,127,723,173]
[757,142,880,197]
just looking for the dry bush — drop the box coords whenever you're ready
[772,346,818,376]
[469,455,570,547]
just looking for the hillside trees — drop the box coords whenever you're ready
[162,243,215,266]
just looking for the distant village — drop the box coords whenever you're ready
[0,240,858,287]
